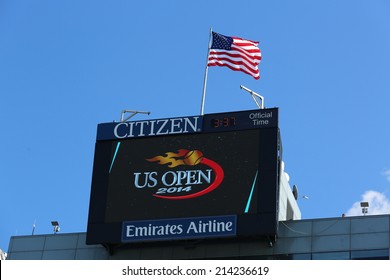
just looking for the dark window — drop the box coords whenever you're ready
[274,254,311,260]
[312,251,350,260]
[351,249,389,260]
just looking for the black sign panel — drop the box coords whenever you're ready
[87,109,280,245]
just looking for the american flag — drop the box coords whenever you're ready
[207,31,261,80]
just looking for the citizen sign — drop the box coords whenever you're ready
[96,116,202,140]
[114,117,201,139]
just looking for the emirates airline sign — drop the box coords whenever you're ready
[87,108,281,245]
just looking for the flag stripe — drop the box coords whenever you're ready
[208,61,260,80]
[208,31,261,79]
[208,51,260,67]
[208,58,259,77]
[231,44,261,58]
[208,55,259,74]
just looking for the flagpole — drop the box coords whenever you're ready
[200,28,212,116]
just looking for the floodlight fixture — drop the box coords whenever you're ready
[360,202,369,207]
[51,221,60,234]
[360,202,369,215]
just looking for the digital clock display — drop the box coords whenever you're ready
[203,108,278,133]
[211,117,236,128]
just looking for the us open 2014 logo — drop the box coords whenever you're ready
[133,149,224,199]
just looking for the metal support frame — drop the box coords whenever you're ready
[240,85,264,109]
[120,110,150,122]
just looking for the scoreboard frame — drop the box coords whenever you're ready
[86,108,281,245]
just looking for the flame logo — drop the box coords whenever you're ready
[147,149,204,168]
[147,149,224,200]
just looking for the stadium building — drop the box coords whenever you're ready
[5,108,390,260]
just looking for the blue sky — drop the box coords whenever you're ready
[1,0,390,251]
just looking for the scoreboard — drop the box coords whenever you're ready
[86,108,281,245]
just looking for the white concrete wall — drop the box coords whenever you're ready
[278,162,301,221]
